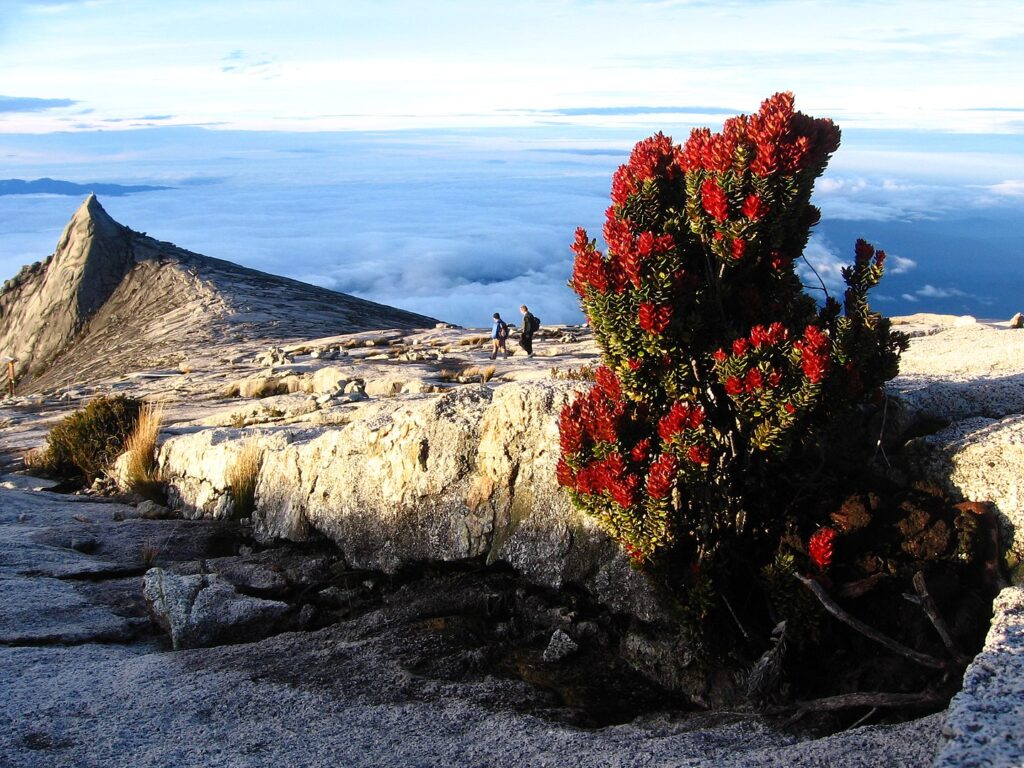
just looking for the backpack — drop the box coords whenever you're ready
[497,320,509,340]
[529,314,541,333]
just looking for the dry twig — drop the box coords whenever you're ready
[910,571,972,667]
[793,572,947,670]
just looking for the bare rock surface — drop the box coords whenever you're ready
[935,586,1024,768]
[0,483,948,768]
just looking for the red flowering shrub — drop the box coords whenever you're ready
[558,93,906,566]
[808,527,838,570]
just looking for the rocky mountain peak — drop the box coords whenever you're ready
[0,196,438,393]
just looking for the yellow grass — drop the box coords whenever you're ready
[439,365,498,384]
[227,439,263,520]
[123,402,164,492]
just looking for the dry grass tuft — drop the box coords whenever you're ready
[23,445,57,473]
[226,439,263,520]
[457,335,489,347]
[140,542,162,568]
[123,402,163,492]
[550,364,596,381]
[438,365,497,384]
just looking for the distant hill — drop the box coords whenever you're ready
[0,195,439,392]
[0,178,171,197]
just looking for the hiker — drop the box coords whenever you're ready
[519,304,539,358]
[490,312,509,359]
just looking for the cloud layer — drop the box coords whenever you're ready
[0,125,1020,326]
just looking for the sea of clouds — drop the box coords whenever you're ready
[1,125,1021,327]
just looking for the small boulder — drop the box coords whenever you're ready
[1010,312,1023,329]
[143,568,290,650]
[253,346,292,366]
[69,537,98,554]
[137,500,172,520]
[542,629,579,663]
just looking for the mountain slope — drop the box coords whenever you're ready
[0,195,438,392]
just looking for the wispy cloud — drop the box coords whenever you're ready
[0,95,78,113]
[987,179,1024,197]
[523,106,739,117]
[219,49,280,80]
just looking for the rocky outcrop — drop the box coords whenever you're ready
[890,316,1024,555]
[0,196,437,393]
[157,381,661,621]
[143,568,290,650]
[935,586,1024,767]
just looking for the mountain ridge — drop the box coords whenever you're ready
[0,195,439,393]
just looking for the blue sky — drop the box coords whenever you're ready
[1,0,1022,325]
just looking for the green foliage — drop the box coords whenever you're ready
[42,395,143,482]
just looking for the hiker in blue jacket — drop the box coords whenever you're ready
[490,312,509,359]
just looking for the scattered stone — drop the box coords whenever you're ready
[238,375,285,399]
[311,366,349,394]
[137,500,172,520]
[90,476,117,494]
[69,537,98,554]
[1010,312,1023,329]
[542,629,579,663]
[142,568,290,650]
[253,346,292,367]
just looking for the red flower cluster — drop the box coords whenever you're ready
[559,386,624,455]
[658,400,706,441]
[808,527,838,570]
[852,238,887,273]
[701,177,729,222]
[749,322,788,348]
[594,366,622,401]
[646,453,677,499]
[603,217,675,287]
[741,193,767,220]
[570,228,607,295]
[744,368,764,392]
[687,444,711,466]
[639,302,673,335]
[730,238,746,261]
[681,92,839,179]
[610,132,684,206]
[795,325,830,384]
[630,438,652,463]
[574,452,640,509]
[746,92,840,177]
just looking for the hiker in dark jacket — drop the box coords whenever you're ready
[519,304,538,357]
[490,312,509,359]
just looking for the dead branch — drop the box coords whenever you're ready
[793,573,947,670]
[721,593,753,643]
[794,691,948,712]
[912,571,971,667]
